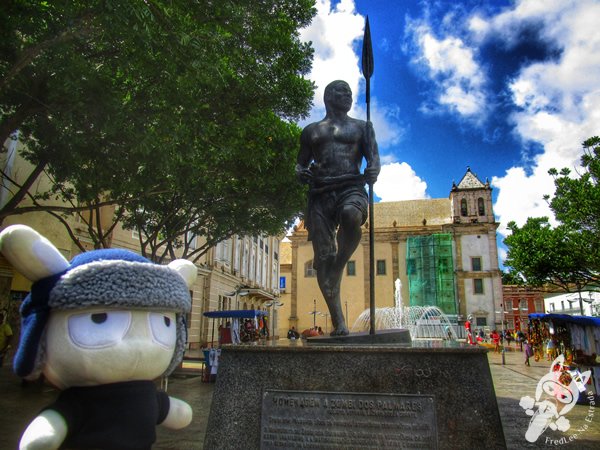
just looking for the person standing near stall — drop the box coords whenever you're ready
[546,338,558,361]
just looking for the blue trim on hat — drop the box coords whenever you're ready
[69,248,151,268]
[14,272,65,378]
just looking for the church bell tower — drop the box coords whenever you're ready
[449,167,494,224]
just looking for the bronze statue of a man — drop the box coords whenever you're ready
[296,80,380,336]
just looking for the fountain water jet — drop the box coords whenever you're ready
[351,278,457,340]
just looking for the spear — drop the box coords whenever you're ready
[361,16,376,335]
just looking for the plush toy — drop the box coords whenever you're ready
[0,225,196,450]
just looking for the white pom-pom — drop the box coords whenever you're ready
[168,259,197,288]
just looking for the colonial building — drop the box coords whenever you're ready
[501,285,545,331]
[0,140,282,353]
[279,168,503,335]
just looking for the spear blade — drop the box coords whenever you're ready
[362,16,374,102]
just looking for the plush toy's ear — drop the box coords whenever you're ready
[0,225,69,281]
[168,259,197,289]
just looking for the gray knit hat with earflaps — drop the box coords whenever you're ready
[15,248,191,378]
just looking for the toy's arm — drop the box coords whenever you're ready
[160,396,193,430]
[19,409,68,450]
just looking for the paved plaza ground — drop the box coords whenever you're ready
[0,344,598,449]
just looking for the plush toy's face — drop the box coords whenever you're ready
[43,307,177,389]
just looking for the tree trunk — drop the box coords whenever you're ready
[0,159,47,225]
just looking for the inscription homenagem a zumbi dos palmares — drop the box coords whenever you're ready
[261,390,437,450]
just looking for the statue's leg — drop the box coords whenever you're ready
[335,204,363,275]
[309,194,365,336]
[325,204,363,336]
[316,258,347,336]
[327,278,348,336]
[311,231,348,336]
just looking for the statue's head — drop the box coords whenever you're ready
[324,80,352,114]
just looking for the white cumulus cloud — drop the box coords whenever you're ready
[375,162,429,202]
[485,0,600,236]
[353,99,406,150]
[408,22,488,120]
[403,0,600,245]
[299,0,364,123]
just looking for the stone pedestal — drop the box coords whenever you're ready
[204,340,506,449]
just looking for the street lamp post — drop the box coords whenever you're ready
[323,312,330,333]
[265,300,283,339]
[345,301,348,325]
[224,286,249,309]
[495,305,506,366]
[578,291,595,315]
[308,299,326,333]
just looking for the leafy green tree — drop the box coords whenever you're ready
[501,270,523,286]
[548,137,600,245]
[0,1,315,253]
[125,112,306,263]
[504,218,593,291]
[503,137,600,310]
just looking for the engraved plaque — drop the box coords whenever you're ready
[261,390,437,450]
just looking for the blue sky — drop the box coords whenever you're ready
[297,0,600,264]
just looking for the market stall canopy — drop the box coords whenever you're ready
[203,310,267,319]
[529,313,600,327]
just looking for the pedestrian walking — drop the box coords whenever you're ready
[491,330,500,353]
[517,329,525,351]
[524,340,533,366]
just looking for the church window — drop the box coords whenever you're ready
[305,260,316,277]
[478,197,485,216]
[347,261,356,276]
[376,260,386,275]
[473,278,484,294]
[460,199,468,216]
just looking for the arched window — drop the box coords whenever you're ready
[460,199,468,216]
[305,260,316,277]
[478,197,485,216]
